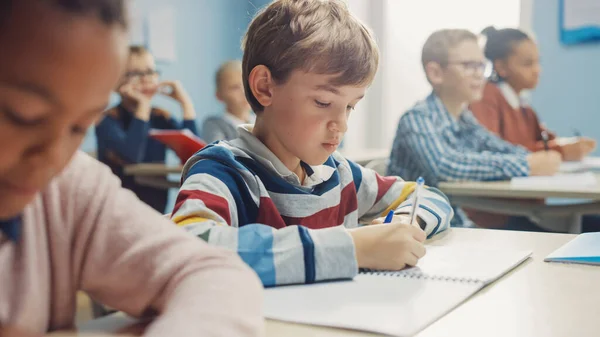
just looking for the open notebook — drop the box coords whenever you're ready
[264,246,531,337]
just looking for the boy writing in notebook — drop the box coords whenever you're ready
[388,29,561,230]
[172,0,454,287]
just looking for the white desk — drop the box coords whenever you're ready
[78,228,600,337]
[439,176,600,233]
[438,174,600,200]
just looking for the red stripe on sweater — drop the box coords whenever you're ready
[256,197,287,229]
[280,183,358,229]
[173,189,231,225]
[374,174,397,204]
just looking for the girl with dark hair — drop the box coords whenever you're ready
[471,26,596,161]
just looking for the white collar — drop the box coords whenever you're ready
[230,125,335,188]
[497,82,530,109]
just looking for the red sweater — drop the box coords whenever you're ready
[470,82,563,155]
[465,82,553,229]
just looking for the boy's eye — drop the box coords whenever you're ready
[315,100,331,108]
[346,105,355,112]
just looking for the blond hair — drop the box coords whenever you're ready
[215,60,242,91]
[421,29,477,69]
[242,0,379,112]
[129,45,149,56]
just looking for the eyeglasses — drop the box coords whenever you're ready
[446,61,486,75]
[124,69,160,80]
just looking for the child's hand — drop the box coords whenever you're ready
[527,150,562,176]
[561,137,596,161]
[158,80,192,105]
[158,81,196,119]
[370,214,417,227]
[118,81,152,121]
[349,222,426,270]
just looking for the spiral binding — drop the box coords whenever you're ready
[359,268,481,284]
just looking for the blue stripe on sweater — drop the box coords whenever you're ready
[297,226,316,284]
[186,159,258,225]
[347,159,363,193]
[238,224,276,286]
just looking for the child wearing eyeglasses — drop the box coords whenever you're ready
[95,45,198,213]
[388,29,562,230]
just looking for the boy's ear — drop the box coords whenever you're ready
[425,61,444,86]
[215,88,224,103]
[248,65,274,108]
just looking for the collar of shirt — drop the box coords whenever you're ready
[427,92,477,133]
[0,215,21,242]
[497,81,530,109]
[230,125,335,188]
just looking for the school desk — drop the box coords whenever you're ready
[439,175,600,232]
[77,228,600,337]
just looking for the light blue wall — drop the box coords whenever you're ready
[80,0,271,212]
[531,0,600,152]
[81,0,260,152]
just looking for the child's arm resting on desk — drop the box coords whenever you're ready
[346,158,453,238]
[68,153,263,337]
[172,159,359,287]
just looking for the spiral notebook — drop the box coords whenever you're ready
[264,246,531,337]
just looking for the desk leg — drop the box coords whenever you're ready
[569,213,583,233]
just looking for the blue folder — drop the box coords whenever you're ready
[545,232,600,265]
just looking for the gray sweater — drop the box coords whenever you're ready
[201,115,240,143]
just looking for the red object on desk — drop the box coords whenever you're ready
[149,129,207,163]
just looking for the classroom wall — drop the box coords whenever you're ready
[81,0,259,153]
[529,0,600,151]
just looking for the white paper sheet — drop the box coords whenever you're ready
[511,172,598,189]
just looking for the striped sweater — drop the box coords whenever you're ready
[172,126,454,286]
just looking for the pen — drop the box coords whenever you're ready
[409,177,425,225]
[541,130,549,151]
[384,209,394,224]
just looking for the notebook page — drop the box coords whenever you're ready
[510,172,598,190]
[381,246,532,284]
[264,247,531,336]
[560,157,600,173]
[265,275,479,336]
